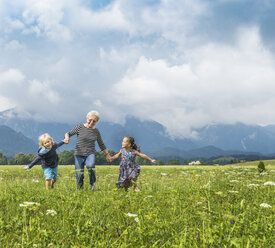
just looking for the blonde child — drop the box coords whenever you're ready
[111,136,156,192]
[24,133,67,190]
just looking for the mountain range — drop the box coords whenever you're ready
[0,109,275,161]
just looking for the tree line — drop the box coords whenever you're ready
[0,151,184,166]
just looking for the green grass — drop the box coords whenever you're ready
[0,163,274,247]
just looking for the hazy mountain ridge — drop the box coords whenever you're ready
[0,125,37,157]
[194,123,275,154]
[1,109,275,161]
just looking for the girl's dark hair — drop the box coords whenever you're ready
[125,136,140,152]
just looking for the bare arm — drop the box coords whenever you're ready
[111,151,122,161]
[135,151,156,164]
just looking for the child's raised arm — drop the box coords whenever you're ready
[135,151,156,164]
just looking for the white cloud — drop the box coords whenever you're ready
[0,1,275,137]
[21,0,71,41]
[0,96,14,111]
[28,80,60,104]
[69,1,130,32]
[111,27,275,137]
[0,68,25,87]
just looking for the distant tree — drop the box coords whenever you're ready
[157,160,164,165]
[0,153,7,165]
[167,159,180,165]
[14,152,31,165]
[26,154,36,163]
[136,157,151,165]
[184,160,190,165]
[59,150,74,165]
[95,151,108,165]
[258,161,265,173]
[8,160,15,165]
[13,153,36,165]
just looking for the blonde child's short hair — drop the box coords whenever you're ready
[86,110,100,121]
[38,133,53,147]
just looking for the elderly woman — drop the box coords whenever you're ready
[64,110,111,190]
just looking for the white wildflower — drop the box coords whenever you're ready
[20,202,40,207]
[260,172,268,176]
[19,204,28,207]
[126,213,138,217]
[46,210,57,216]
[248,184,259,187]
[230,180,239,183]
[160,173,168,176]
[196,202,203,205]
[264,181,275,186]
[260,203,272,208]
[145,195,153,198]
[32,179,39,183]
[202,182,210,188]
[229,191,239,193]
[134,217,139,222]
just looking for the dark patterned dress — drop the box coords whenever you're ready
[116,148,140,188]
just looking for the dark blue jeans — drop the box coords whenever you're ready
[74,154,96,189]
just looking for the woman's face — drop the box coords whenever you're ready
[86,115,98,129]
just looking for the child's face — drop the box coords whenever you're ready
[43,138,53,149]
[122,137,131,149]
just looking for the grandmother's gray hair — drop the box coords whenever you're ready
[86,110,100,121]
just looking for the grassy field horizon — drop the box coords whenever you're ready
[0,163,274,247]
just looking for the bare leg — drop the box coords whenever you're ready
[124,180,130,192]
[46,180,52,191]
[51,180,56,189]
[132,179,140,192]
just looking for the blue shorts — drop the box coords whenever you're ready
[42,166,58,180]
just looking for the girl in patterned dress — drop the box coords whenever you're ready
[111,136,156,192]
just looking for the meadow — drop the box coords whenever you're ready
[0,162,274,247]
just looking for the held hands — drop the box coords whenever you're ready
[24,166,29,170]
[106,154,112,163]
[64,133,70,144]
[151,159,157,164]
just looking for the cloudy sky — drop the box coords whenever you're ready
[0,0,275,137]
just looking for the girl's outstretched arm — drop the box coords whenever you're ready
[135,151,157,164]
[110,151,122,161]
